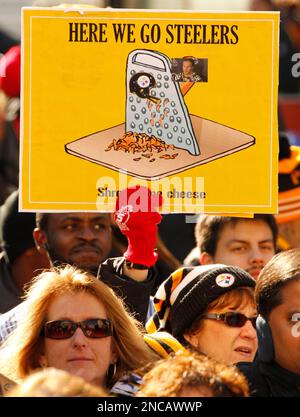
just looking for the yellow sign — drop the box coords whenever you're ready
[20,8,279,213]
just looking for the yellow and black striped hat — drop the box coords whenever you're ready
[144,331,186,358]
[278,132,300,223]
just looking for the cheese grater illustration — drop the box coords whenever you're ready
[126,49,200,156]
[65,49,255,181]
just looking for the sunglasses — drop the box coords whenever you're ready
[200,312,257,329]
[42,318,113,339]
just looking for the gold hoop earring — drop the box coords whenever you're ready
[107,362,117,381]
[111,363,117,379]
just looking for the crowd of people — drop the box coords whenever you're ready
[1,0,300,400]
[0,184,299,398]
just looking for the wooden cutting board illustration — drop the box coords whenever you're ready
[65,115,255,181]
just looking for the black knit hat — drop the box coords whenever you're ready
[146,264,256,338]
[0,190,36,263]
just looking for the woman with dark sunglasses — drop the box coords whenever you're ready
[0,265,157,390]
[146,264,258,365]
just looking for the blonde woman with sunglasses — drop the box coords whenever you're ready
[0,265,157,391]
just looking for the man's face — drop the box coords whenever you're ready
[269,280,300,375]
[39,213,112,274]
[210,220,275,279]
[182,60,193,76]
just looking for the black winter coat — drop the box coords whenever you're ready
[98,257,157,326]
[238,358,300,397]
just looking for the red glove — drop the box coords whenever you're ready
[0,45,21,97]
[115,186,163,267]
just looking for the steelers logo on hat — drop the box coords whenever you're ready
[215,273,235,287]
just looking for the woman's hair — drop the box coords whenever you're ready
[137,350,249,397]
[184,287,255,337]
[0,265,157,385]
[6,368,109,397]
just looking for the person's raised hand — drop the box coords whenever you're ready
[114,186,163,267]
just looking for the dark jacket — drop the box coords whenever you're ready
[238,358,300,397]
[0,252,21,313]
[98,257,157,326]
